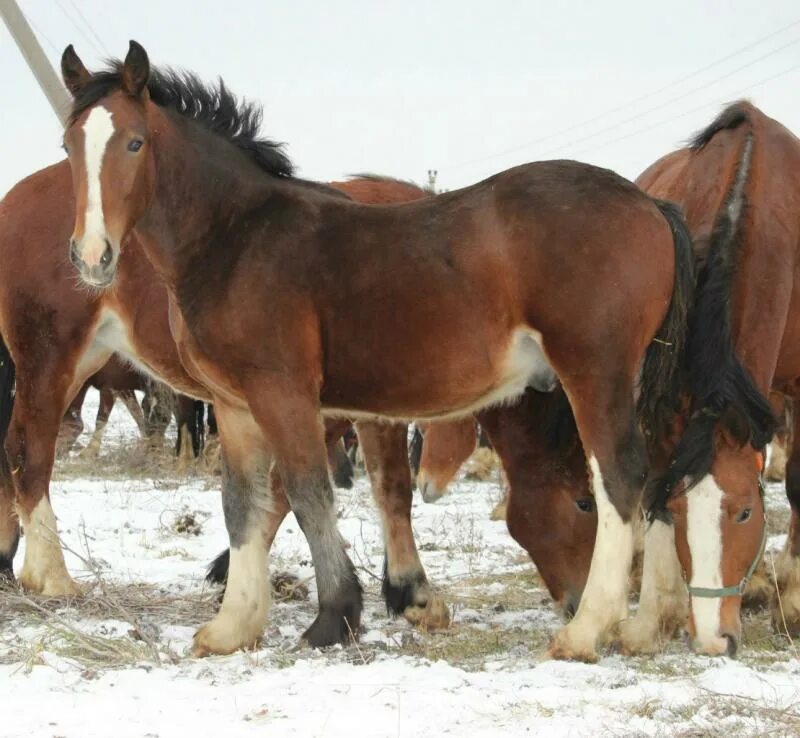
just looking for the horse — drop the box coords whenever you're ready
[0,163,447,633]
[59,354,173,455]
[415,418,480,502]
[618,102,793,657]
[60,43,695,662]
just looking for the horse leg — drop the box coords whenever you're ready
[357,420,450,631]
[174,395,198,468]
[57,383,88,455]
[772,395,800,636]
[81,387,114,457]
[548,375,646,662]
[192,402,274,656]
[7,373,83,596]
[118,389,147,437]
[247,385,362,647]
[616,519,687,654]
[324,418,354,489]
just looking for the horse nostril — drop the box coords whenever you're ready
[69,239,80,266]
[724,633,738,658]
[100,240,113,267]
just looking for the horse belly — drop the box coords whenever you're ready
[323,326,555,421]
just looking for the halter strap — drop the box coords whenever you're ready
[685,475,768,599]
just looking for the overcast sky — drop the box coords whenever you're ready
[2,1,799,196]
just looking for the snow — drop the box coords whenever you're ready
[2,390,799,737]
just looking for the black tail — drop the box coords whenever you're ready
[647,108,776,518]
[408,425,423,481]
[637,199,696,449]
[0,334,15,487]
[206,548,230,585]
[0,334,19,580]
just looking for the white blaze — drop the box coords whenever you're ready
[81,106,115,260]
[687,474,724,645]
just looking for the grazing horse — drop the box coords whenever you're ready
[0,167,442,630]
[415,418,479,502]
[60,43,694,661]
[620,102,792,656]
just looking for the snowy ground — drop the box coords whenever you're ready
[1,392,799,737]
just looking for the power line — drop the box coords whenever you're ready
[19,6,58,56]
[565,61,800,161]
[445,17,800,171]
[54,0,103,58]
[539,36,800,159]
[66,0,109,56]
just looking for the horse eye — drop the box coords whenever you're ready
[62,143,69,154]
[576,498,595,513]
[736,508,752,524]
[128,139,143,152]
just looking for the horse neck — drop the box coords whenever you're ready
[135,107,275,285]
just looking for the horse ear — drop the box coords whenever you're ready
[61,44,91,98]
[122,40,150,98]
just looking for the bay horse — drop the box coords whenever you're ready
[59,355,173,455]
[619,102,793,657]
[0,162,447,633]
[60,43,694,661]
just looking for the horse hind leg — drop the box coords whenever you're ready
[81,387,114,457]
[548,373,645,662]
[357,421,450,631]
[248,384,362,647]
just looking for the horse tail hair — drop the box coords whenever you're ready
[205,548,230,586]
[637,199,695,451]
[408,425,424,480]
[647,105,776,520]
[0,333,15,487]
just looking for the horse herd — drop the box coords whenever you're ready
[1,40,799,665]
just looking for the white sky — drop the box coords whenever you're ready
[2,1,799,196]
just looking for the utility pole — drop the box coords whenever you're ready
[427,169,438,193]
[0,0,69,125]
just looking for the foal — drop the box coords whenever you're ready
[61,43,693,661]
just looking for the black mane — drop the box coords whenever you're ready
[647,104,775,520]
[69,61,294,178]
[688,100,750,151]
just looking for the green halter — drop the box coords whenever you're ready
[685,475,768,599]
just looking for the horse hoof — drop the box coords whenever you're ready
[19,570,85,598]
[404,594,451,632]
[302,603,361,648]
[615,618,660,656]
[192,618,262,657]
[547,628,599,663]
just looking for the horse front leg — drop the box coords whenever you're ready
[357,420,450,631]
[192,402,274,656]
[7,370,84,597]
[548,373,644,662]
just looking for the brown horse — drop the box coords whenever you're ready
[60,43,694,661]
[0,162,449,641]
[415,418,479,502]
[59,355,173,455]
[619,102,793,657]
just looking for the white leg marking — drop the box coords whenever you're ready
[81,106,115,264]
[194,529,270,655]
[619,519,687,653]
[687,474,725,650]
[18,496,81,596]
[551,455,633,659]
